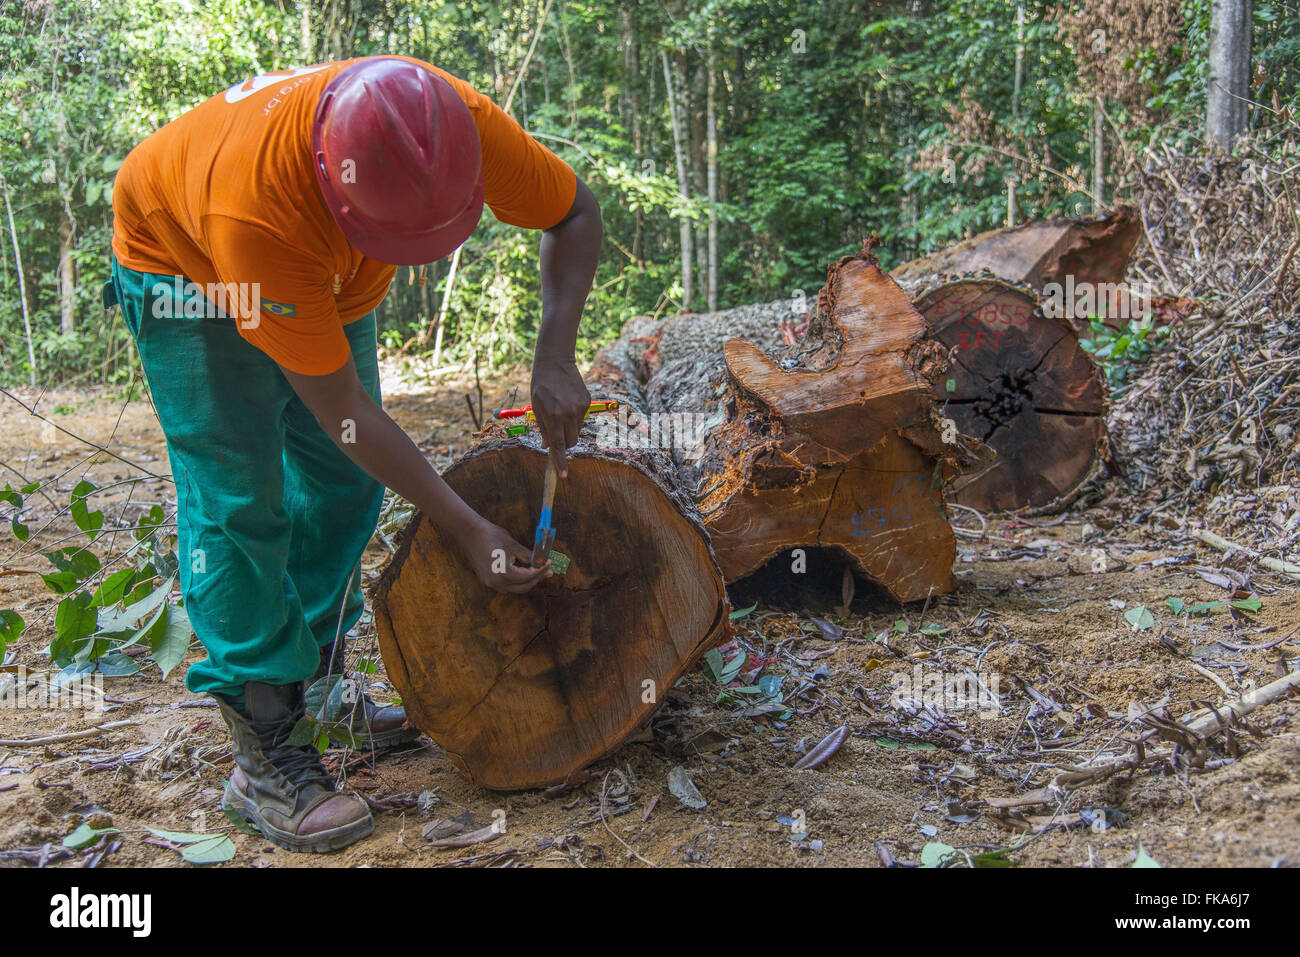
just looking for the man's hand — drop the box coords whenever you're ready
[530,355,589,478]
[453,517,553,594]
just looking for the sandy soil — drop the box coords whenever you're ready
[1,367,1296,869]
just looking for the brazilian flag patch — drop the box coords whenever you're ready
[261,299,296,317]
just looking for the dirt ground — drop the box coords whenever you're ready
[1,366,1297,869]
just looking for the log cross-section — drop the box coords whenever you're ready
[916,279,1109,512]
[374,440,729,791]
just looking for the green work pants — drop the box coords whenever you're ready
[107,257,384,697]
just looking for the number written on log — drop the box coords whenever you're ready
[851,505,910,536]
[928,298,1033,329]
[891,473,942,495]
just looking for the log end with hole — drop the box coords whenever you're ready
[917,278,1109,512]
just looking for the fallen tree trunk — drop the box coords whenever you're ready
[373,438,729,791]
[915,278,1110,512]
[373,243,979,790]
[891,206,1142,331]
[590,240,984,601]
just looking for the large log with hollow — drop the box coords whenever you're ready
[589,240,985,601]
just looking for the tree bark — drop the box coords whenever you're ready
[1092,94,1105,211]
[374,437,730,791]
[1207,0,1253,148]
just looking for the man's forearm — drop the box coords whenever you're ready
[294,379,482,542]
[537,178,602,360]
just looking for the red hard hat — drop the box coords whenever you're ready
[312,58,484,265]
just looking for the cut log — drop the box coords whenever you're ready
[590,240,985,601]
[373,438,729,791]
[916,278,1109,512]
[891,206,1141,320]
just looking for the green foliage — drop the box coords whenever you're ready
[0,477,190,679]
[2,1,1299,384]
[1079,318,1172,388]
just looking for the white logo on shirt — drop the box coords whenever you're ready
[224,65,329,104]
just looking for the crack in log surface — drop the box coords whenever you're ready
[459,617,551,723]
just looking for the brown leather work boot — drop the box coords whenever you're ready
[311,636,420,750]
[215,681,374,853]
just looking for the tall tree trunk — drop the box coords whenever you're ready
[58,210,75,334]
[690,60,707,309]
[2,176,36,385]
[1207,0,1253,148]
[1092,95,1105,211]
[706,39,719,311]
[1012,4,1024,118]
[622,3,644,262]
[432,243,463,364]
[662,50,693,310]
[299,0,312,60]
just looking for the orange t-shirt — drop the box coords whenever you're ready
[111,56,577,375]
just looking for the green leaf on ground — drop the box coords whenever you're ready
[146,827,237,865]
[920,841,958,867]
[1132,844,1162,868]
[222,807,260,836]
[718,652,747,684]
[1124,606,1155,631]
[728,602,757,620]
[703,648,724,682]
[63,823,119,849]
